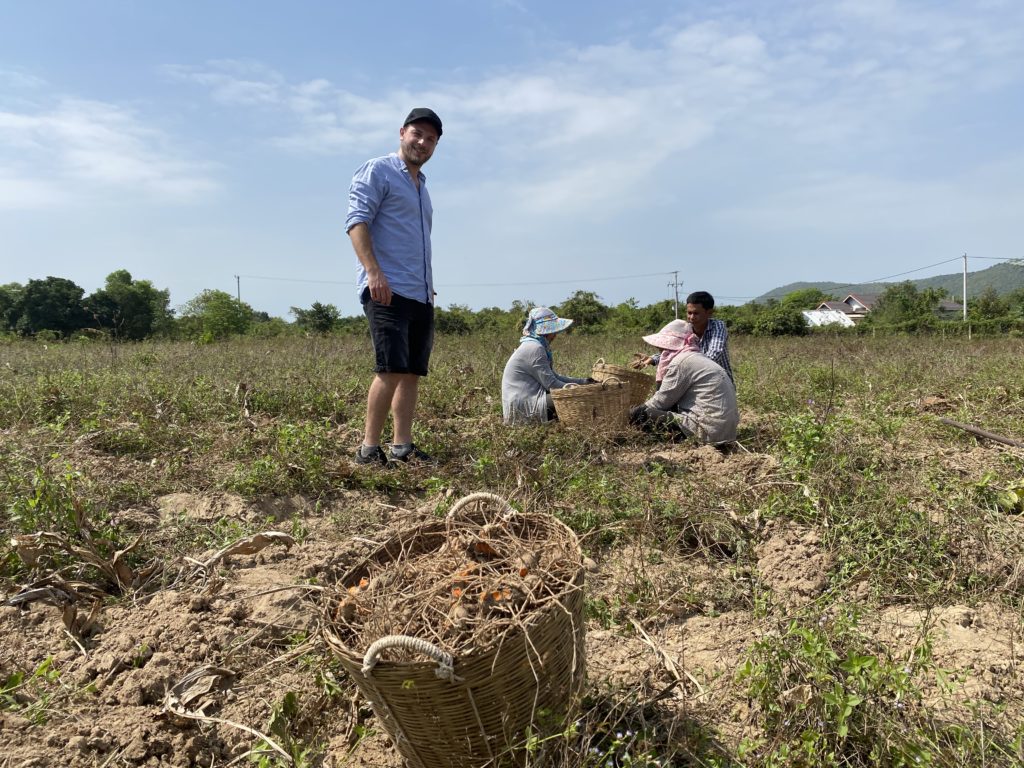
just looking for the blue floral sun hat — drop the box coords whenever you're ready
[523,306,574,336]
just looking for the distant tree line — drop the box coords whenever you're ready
[1,272,173,341]
[3,274,1024,343]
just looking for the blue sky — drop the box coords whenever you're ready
[2,0,1022,318]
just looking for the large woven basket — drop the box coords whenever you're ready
[550,378,630,427]
[322,493,586,768]
[591,358,654,407]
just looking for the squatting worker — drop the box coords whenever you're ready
[346,107,443,466]
[501,307,592,425]
[631,291,734,387]
[629,320,738,444]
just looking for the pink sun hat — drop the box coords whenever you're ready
[642,320,697,351]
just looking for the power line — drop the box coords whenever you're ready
[437,271,674,288]
[236,256,1022,306]
[238,274,349,285]
[968,256,1024,262]
[814,256,1024,303]
[237,270,676,289]
[842,256,962,289]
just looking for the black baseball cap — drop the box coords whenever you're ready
[403,107,443,137]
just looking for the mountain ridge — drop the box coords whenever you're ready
[756,261,1024,303]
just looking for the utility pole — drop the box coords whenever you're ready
[962,253,967,321]
[667,271,681,319]
[235,274,241,302]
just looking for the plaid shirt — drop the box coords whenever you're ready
[700,318,734,385]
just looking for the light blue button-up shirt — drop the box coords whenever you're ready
[346,153,433,305]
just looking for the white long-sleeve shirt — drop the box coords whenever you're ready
[501,340,589,424]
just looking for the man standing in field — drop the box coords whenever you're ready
[346,108,443,465]
[633,290,735,387]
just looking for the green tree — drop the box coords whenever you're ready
[969,287,1009,321]
[179,289,254,341]
[473,306,517,334]
[717,301,768,335]
[85,270,173,340]
[16,277,89,337]
[753,305,808,336]
[1006,288,1024,320]
[434,304,474,335]
[606,299,645,334]
[866,282,947,327]
[0,282,25,333]
[291,301,341,334]
[249,316,292,338]
[781,288,833,309]
[554,290,609,333]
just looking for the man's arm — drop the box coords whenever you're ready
[348,223,392,306]
[702,320,729,368]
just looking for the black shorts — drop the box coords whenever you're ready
[361,288,434,376]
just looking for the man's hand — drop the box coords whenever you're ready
[366,269,393,306]
[348,223,392,305]
[629,353,651,371]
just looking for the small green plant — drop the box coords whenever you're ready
[1,657,62,725]
[738,608,944,766]
[131,643,152,668]
[8,461,88,535]
[973,472,1024,515]
[251,691,318,768]
[779,409,837,472]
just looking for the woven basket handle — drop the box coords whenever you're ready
[594,357,606,365]
[446,491,517,522]
[362,635,461,683]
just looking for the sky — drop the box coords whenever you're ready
[2,0,1023,319]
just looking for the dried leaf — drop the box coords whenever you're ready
[200,531,296,571]
[473,540,499,557]
[165,665,236,715]
[219,532,295,558]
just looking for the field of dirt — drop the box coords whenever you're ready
[3,436,1022,767]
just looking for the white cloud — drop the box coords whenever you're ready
[0,98,219,209]
[164,60,286,106]
[175,1,1022,157]
[0,170,66,209]
[714,155,1024,235]
[0,68,47,90]
[169,3,1024,235]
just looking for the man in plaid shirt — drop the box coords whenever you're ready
[633,291,734,388]
[685,291,734,387]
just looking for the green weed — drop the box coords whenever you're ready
[1,657,62,725]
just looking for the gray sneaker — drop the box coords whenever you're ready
[389,444,433,463]
[354,445,389,466]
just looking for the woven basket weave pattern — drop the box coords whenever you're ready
[322,509,586,768]
[591,360,654,407]
[550,379,630,426]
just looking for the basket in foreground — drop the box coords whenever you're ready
[591,358,654,406]
[322,493,586,768]
[551,378,631,427]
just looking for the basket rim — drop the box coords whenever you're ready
[550,378,626,399]
[592,362,653,378]
[323,570,585,668]
[321,507,585,665]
